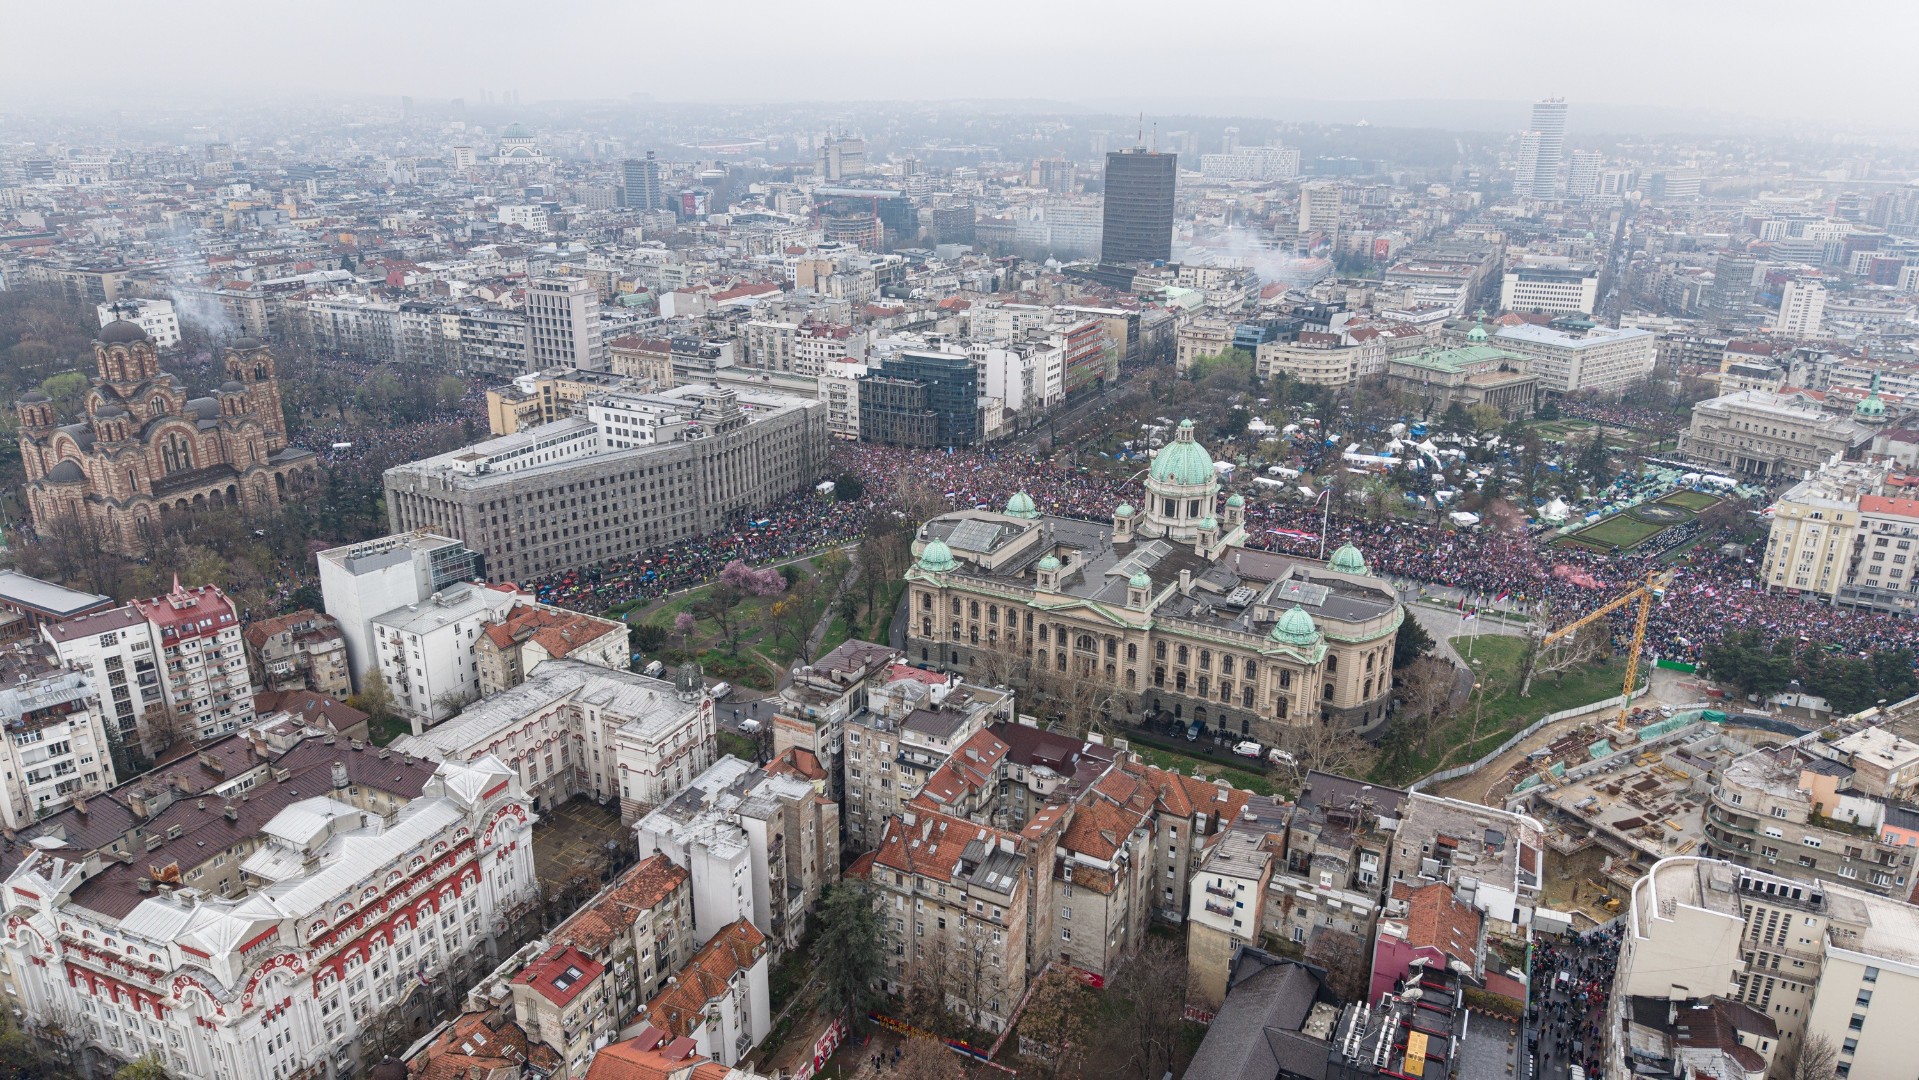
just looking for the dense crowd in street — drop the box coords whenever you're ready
[1527,926,1620,1080]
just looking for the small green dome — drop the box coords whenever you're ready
[1114,502,1135,518]
[1329,543,1370,576]
[1149,418,1216,486]
[1005,491,1040,519]
[918,538,958,573]
[1199,516,1218,531]
[1857,394,1886,418]
[1226,494,1244,508]
[1467,322,1488,343]
[1129,571,1152,589]
[1036,555,1062,573]
[1269,605,1319,646]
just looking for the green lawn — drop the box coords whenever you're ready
[1124,733,1284,796]
[625,558,841,691]
[1658,489,1724,512]
[1370,634,1626,786]
[1562,513,1666,552]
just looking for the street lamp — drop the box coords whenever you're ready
[1468,680,1486,748]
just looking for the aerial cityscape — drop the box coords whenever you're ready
[1,6,1918,1079]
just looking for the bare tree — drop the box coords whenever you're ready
[896,1037,970,1080]
[1016,968,1091,1080]
[1397,658,1458,756]
[1771,1033,1838,1080]
[904,937,960,1036]
[1277,719,1370,778]
[1086,933,1190,1080]
[1304,926,1370,1003]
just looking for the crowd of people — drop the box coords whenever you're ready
[518,438,1919,671]
[1526,926,1620,1079]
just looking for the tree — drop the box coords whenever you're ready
[674,611,697,649]
[697,583,748,656]
[896,1038,969,1080]
[348,668,398,737]
[114,1055,174,1080]
[903,937,960,1034]
[1017,968,1091,1080]
[1304,926,1370,1002]
[1395,658,1457,756]
[814,881,883,1025]
[1394,614,1437,671]
[1086,933,1190,1080]
[721,559,788,597]
[38,371,89,422]
[1277,719,1370,779]
[1703,628,1796,701]
[831,474,866,502]
[770,572,822,666]
[1772,1033,1838,1080]
[629,621,667,654]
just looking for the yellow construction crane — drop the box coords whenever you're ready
[1528,568,1673,728]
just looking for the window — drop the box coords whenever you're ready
[1863,966,1879,983]
[1856,990,1872,1007]
[1772,806,1789,818]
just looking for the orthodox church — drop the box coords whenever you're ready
[15,322,320,554]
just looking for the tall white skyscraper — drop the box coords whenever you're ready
[1514,97,1569,198]
[1775,278,1828,338]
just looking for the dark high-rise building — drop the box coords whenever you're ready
[859,351,978,447]
[621,151,663,210]
[1100,148,1177,265]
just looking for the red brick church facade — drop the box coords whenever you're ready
[15,321,320,554]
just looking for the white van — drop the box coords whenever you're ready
[642,660,666,679]
[708,682,734,701]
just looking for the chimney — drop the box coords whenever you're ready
[1179,569,1193,594]
[223,803,238,822]
[332,761,349,790]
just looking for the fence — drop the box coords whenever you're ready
[1406,686,1649,793]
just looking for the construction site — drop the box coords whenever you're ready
[1508,718,1758,923]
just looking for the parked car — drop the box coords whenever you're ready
[739,718,761,734]
[1185,720,1203,742]
[708,681,734,701]
[642,660,666,678]
[1267,748,1298,768]
[1232,741,1263,759]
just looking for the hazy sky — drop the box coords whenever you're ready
[5,0,1914,131]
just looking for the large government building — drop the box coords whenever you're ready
[384,383,829,581]
[14,322,320,554]
[904,420,1403,742]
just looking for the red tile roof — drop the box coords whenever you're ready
[550,854,688,956]
[1862,494,1919,519]
[641,919,766,1039]
[874,809,1020,886]
[512,944,605,1008]
[1401,883,1480,973]
[480,603,622,658]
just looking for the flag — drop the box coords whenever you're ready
[1462,608,1477,622]
[1495,591,1510,604]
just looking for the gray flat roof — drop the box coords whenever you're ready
[0,571,112,617]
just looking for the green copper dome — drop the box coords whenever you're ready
[1467,322,1488,343]
[1005,491,1040,519]
[1329,543,1370,576]
[1199,516,1218,531]
[1114,502,1135,518]
[1036,555,1062,573]
[1149,419,1216,486]
[1226,494,1245,508]
[1270,605,1319,646]
[1857,371,1886,418]
[1129,571,1152,589]
[918,538,958,573]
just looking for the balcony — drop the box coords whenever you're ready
[1204,883,1236,900]
[1203,900,1234,918]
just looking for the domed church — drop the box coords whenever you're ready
[15,323,320,554]
[904,419,1404,743]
